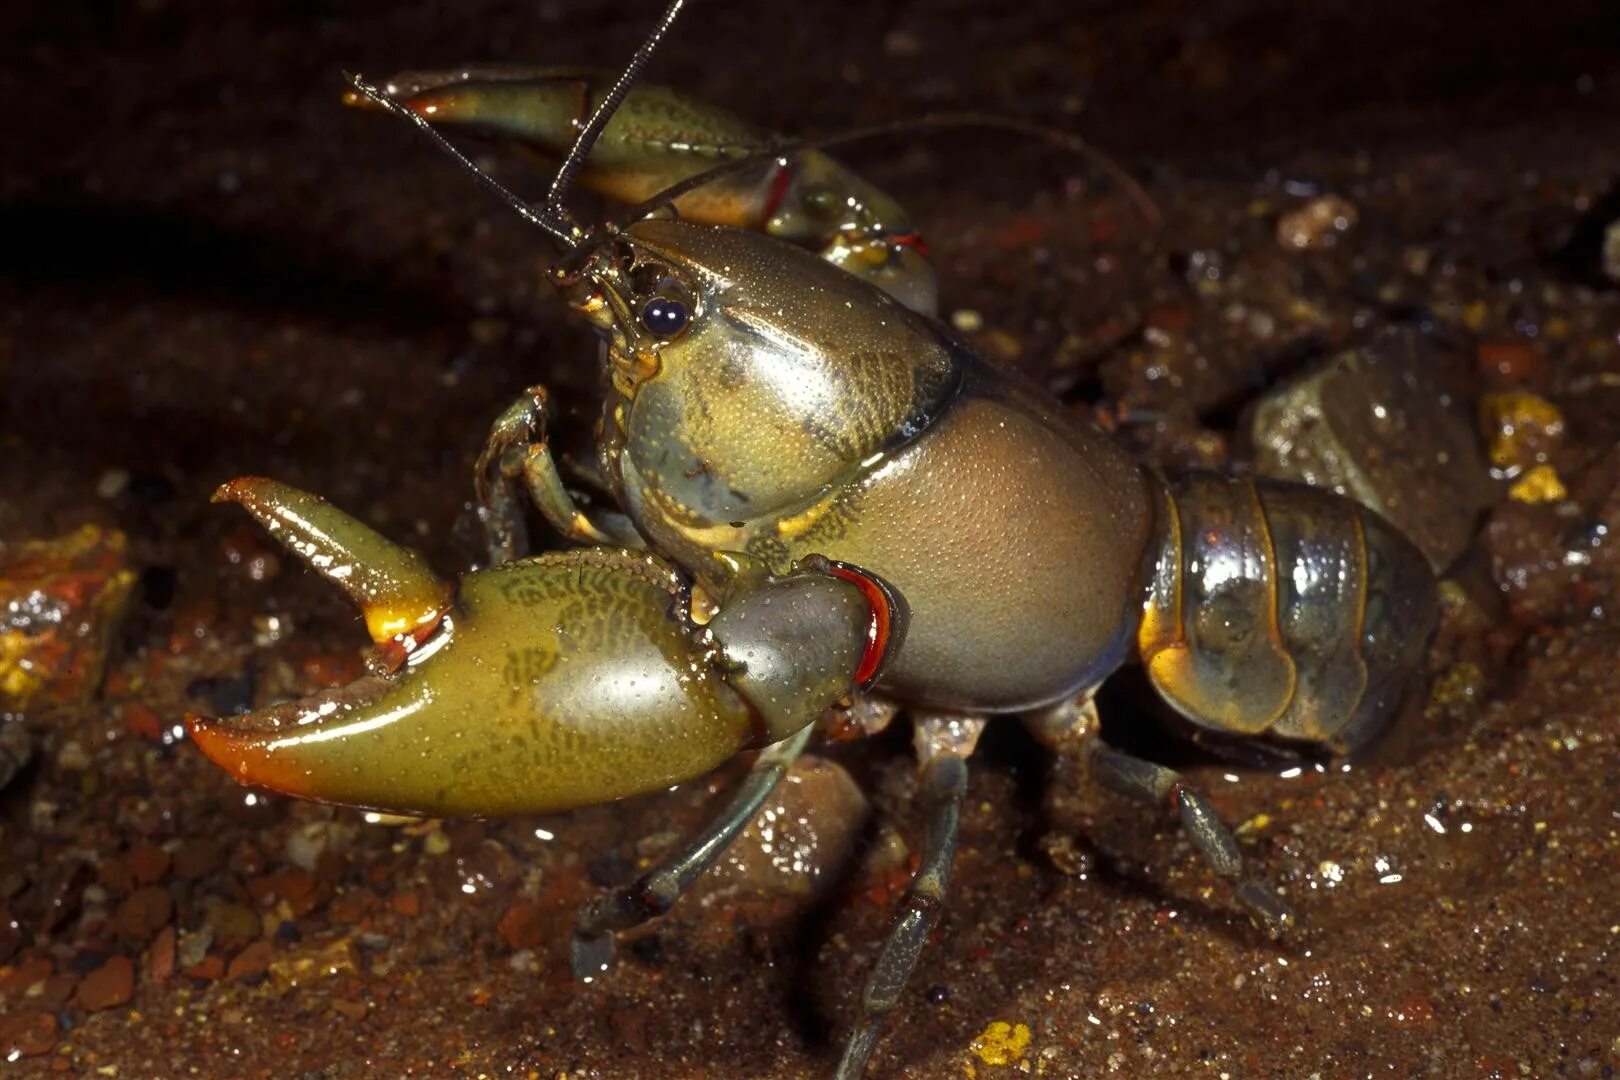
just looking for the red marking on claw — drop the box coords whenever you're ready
[825,564,892,688]
[760,159,795,226]
[888,232,928,256]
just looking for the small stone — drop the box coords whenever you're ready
[55,740,91,772]
[497,902,549,951]
[0,1009,58,1057]
[267,936,358,991]
[113,885,173,945]
[147,925,176,983]
[969,1020,1032,1066]
[205,901,262,947]
[0,526,136,712]
[1479,391,1566,475]
[330,998,368,1021]
[1246,328,1492,571]
[0,954,53,1003]
[1506,463,1568,504]
[226,940,274,982]
[177,925,214,968]
[950,309,984,333]
[75,955,135,1011]
[250,868,322,917]
[119,702,164,742]
[1277,194,1357,250]
[183,954,225,981]
[389,890,422,918]
[38,972,78,1009]
[127,843,170,886]
[285,822,331,872]
[708,756,871,902]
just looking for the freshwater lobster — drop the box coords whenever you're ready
[188,3,1439,1075]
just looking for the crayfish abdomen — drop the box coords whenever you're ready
[1139,471,1439,755]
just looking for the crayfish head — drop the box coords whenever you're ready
[566,216,961,536]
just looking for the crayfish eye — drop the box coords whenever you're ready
[640,296,690,337]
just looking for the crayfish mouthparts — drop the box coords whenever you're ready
[187,478,890,819]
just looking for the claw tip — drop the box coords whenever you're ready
[212,475,273,506]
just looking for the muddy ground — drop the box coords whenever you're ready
[4,0,1620,1076]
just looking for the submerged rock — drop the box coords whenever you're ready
[1245,328,1494,570]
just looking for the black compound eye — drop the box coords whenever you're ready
[640,296,690,337]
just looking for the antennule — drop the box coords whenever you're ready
[346,72,581,249]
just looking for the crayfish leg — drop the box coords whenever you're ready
[837,713,984,1080]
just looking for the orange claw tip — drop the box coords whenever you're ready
[339,80,460,120]
[184,676,395,803]
[211,475,274,505]
[185,710,322,801]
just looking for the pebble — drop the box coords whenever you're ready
[56,740,91,772]
[1479,391,1566,475]
[75,955,135,1011]
[183,955,225,982]
[113,885,172,945]
[969,1020,1032,1066]
[148,924,177,983]
[267,936,357,990]
[496,901,549,951]
[330,997,368,1021]
[1246,328,1492,571]
[127,842,170,885]
[119,702,164,742]
[205,900,262,947]
[389,890,422,918]
[226,939,274,982]
[1277,194,1358,250]
[0,954,53,1003]
[250,868,323,917]
[177,925,214,968]
[285,822,331,871]
[710,756,870,901]
[39,971,78,1009]
[0,1009,58,1057]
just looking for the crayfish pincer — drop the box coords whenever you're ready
[190,1,1441,1075]
[188,478,897,817]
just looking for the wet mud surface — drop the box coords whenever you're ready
[4,1,1620,1076]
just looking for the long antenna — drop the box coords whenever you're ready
[347,0,687,251]
[546,0,687,217]
[346,72,580,249]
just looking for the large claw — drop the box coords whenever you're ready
[189,479,896,818]
[344,66,938,313]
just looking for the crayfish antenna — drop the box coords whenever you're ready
[213,477,452,651]
[343,0,689,252]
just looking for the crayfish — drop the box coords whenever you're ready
[188,2,1438,1074]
